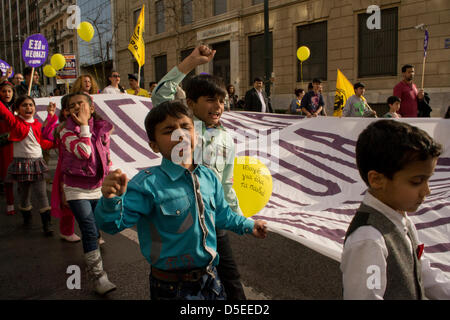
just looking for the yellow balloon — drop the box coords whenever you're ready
[233,156,273,218]
[77,21,95,42]
[43,64,56,78]
[50,54,66,71]
[297,46,310,62]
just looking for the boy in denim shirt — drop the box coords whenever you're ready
[94,101,267,300]
[152,45,249,299]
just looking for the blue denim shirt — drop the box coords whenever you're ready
[94,158,254,271]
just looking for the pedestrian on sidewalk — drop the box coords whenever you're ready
[383,96,402,119]
[0,81,16,215]
[95,101,267,300]
[0,96,55,235]
[42,96,80,243]
[342,82,377,118]
[300,78,325,117]
[59,92,116,295]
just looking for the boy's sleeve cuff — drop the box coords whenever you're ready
[243,219,255,234]
[101,196,123,213]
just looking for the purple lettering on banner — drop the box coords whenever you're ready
[0,59,14,78]
[294,127,356,158]
[22,34,48,68]
[98,99,159,161]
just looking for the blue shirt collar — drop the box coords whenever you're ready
[160,157,200,181]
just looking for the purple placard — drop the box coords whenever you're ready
[22,34,49,68]
[0,59,14,78]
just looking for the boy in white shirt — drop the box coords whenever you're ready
[341,120,450,299]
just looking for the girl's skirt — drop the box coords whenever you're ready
[6,157,48,182]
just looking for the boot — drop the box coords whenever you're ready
[21,210,32,227]
[85,249,116,295]
[40,210,53,236]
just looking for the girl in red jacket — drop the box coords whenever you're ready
[0,81,15,215]
[0,95,54,235]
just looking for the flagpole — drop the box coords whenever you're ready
[421,56,426,89]
[138,66,141,89]
[28,67,35,96]
[421,29,429,90]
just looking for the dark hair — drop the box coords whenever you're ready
[353,82,365,90]
[0,81,16,105]
[14,95,35,111]
[23,67,33,77]
[226,84,235,93]
[58,94,72,122]
[253,77,263,83]
[356,120,442,186]
[144,100,193,142]
[401,64,414,73]
[184,74,227,103]
[307,82,313,90]
[387,95,401,106]
[312,78,322,84]
[445,106,450,119]
[294,88,304,96]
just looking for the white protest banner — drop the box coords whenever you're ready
[35,95,450,277]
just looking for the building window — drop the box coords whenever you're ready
[249,33,273,86]
[155,0,165,34]
[133,8,140,26]
[214,0,226,16]
[181,0,192,26]
[358,7,398,77]
[180,48,195,89]
[296,21,327,82]
[154,55,167,82]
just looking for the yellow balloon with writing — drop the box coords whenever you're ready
[233,156,273,218]
[296,46,310,62]
[77,21,95,42]
[50,54,66,71]
[43,64,56,78]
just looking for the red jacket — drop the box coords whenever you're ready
[0,101,53,150]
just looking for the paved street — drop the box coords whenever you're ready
[0,153,342,300]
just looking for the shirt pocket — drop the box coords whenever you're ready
[159,195,193,234]
[202,194,216,230]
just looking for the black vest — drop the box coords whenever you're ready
[344,204,425,300]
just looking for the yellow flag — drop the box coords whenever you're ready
[333,69,355,117]
[128,5,145,67]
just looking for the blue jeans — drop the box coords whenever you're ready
[150,267,226,300]
[68,199,99,253]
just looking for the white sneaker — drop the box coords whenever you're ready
[60,233,81,243]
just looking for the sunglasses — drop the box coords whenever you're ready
[111,74,120,78]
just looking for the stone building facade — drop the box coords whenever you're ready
[114,0,450,116]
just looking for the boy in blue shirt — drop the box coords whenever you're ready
[152,45,250,300]
[94,101,267,300]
